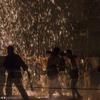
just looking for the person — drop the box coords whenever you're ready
[89,52,100,87]
[4,45,30,100]
[59,51,66,72]
[46,47,63,99]
[59,51,66,88]
[66,49,82,100]
[0,56,6,98]
[83,56,91,88]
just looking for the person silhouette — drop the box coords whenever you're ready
[66,49,82,99]
[46,47,63,99]
[0,56,6,98]
[4,45,30,100]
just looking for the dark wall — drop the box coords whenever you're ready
[88,31,100,57]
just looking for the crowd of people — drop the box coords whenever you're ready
[20,47,100,99]
[0,45,100,100]
[20,49,100,89]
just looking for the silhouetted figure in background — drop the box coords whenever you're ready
[59,51,66,88]
[0,56,6,97]
[83,56,91,88]
[46,47,63,99]
[59,51,66,72]
[66,49,82,100]
[4,46,30,100]
[90,53,100,88]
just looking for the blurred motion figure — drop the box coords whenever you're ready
[46,47,63,99]
[66,49,82,99]
[0,56,6,97]
[4,45,30,100]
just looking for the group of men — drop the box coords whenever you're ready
[0,45,83,100]
[46,47,83,100]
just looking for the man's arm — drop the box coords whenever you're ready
[18,55,34,91]
[17,55,28,71]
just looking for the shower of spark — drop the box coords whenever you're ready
[0,0,83,57]
[1,1,98,99]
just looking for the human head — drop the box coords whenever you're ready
[60,51,66,56]
[7,45,14,54]
[66,49,72,55]
[53,47,60,55]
